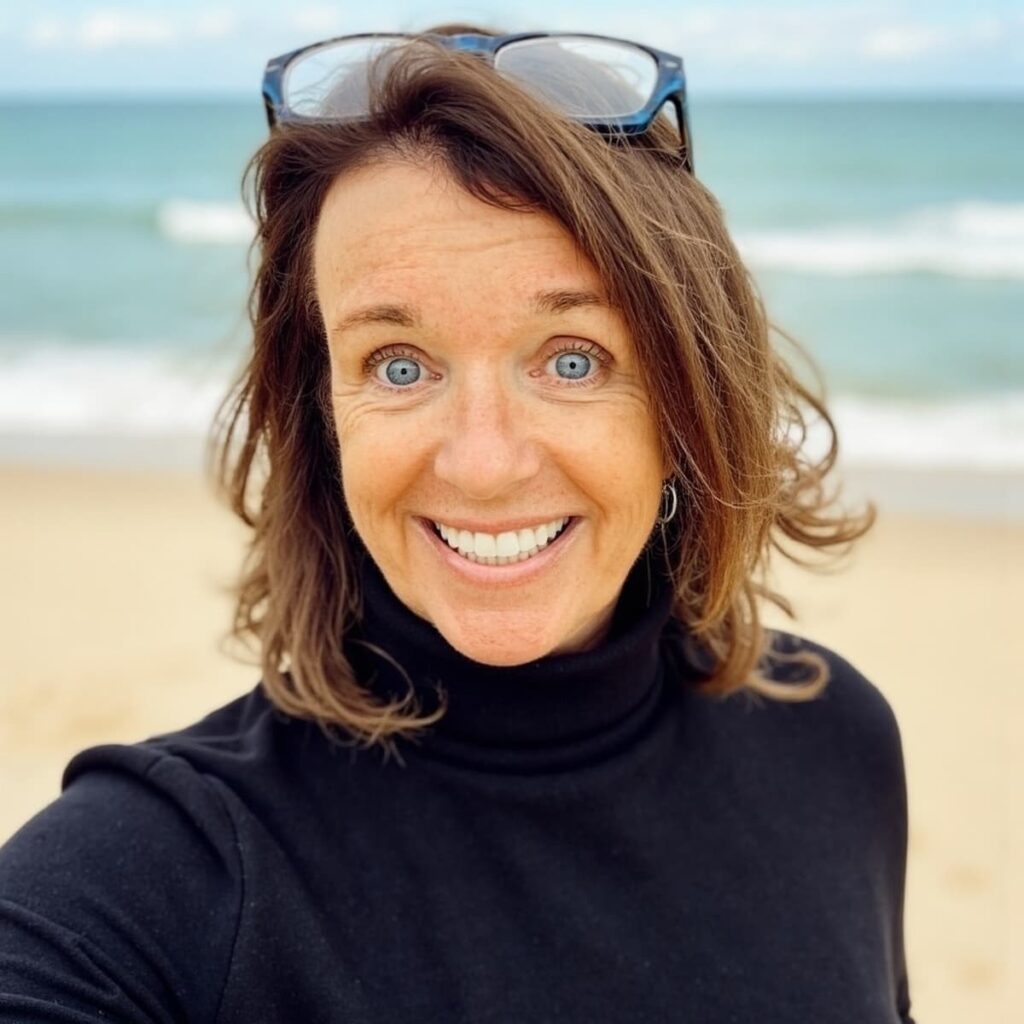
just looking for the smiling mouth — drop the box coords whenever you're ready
[429,517,575,566]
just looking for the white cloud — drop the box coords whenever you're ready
[861,15,1019,62]
[23,7,238,50]
[79,11,177,49]
[862,25,950,60]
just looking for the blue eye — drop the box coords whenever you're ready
[552,351,592,380]
[364,342,608,391]
[379,357,421,386]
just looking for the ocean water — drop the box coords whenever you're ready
[0,96,1022,478]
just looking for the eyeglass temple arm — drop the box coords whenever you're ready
[668,95,694,175]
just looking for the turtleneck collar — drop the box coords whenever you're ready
[343,540,698,764]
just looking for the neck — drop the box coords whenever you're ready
[342,541,700,768]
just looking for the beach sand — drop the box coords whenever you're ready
[1,461,1021,1023]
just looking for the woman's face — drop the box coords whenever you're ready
[314,159,668,666]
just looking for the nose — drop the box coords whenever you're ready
[432,370,542,501]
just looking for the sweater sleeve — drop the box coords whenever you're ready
[814,640,917,1024]
[887,709,915,1024]
[854,664,915,1024]
[0,746,242,1023]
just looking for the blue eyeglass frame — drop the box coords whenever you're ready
[261,30,694,174]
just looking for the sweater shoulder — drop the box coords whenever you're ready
[64,681,306,792]
[761,628,901,727]
[0,733,245,1021]
[748,628,908,784]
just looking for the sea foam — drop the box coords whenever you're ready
[798,391,1024,472]
[736,201,1024,280]
[157,200,255,244]
[0,343,235,434]
[154,198,1024,281]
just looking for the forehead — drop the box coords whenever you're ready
[312,160,606,304]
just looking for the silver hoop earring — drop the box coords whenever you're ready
[656,480,679,525]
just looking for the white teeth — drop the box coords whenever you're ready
[495,531,519,557]
[432,517,570,564]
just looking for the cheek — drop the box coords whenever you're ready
[565,399,663,490]
[333,398,424,532]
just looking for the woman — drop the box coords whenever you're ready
[0,25,914,1024]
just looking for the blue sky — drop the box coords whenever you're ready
[1,0,1021,96]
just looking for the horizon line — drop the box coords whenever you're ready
[0,87,1021,103]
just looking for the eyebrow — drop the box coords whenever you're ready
[329,288,611,337]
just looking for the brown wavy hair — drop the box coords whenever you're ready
[206,24,877,755]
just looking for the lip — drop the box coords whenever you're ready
[416,515,581,587]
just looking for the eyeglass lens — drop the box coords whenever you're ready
[282,35,660,122]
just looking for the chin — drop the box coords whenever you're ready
[452,631,563,668]
[433,607,578,666]
[460,645,548,668]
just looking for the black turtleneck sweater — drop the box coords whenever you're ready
[0,547,914,1023]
